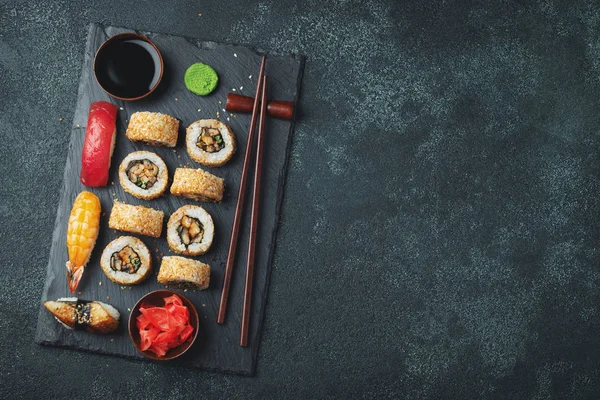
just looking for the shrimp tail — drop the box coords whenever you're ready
[66,262,84,293]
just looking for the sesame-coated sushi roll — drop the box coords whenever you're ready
[100,236,152,285]
[108,202,164,238]
[170,168,224,202]
[118,151,168,200]
[186,119,236,167]
[157,256,210,290]
[126,112,179,147]
[167,205,214,256]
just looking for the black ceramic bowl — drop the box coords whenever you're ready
[129,290,199,361]
[94,33,164,101]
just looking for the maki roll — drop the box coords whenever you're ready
[118,151,168,200]
[167,205,214,256]
[170,167,224,202]
[44,298,120,334]
[108,202,164,238]
[186,119,236,167]
[126,111,179,147]
[157,256,210,290]
[100,236,152,285]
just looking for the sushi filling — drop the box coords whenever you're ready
[126,159,159,190]
[196,127,225,153]
[177,215,204,246]
[110,246,142,274]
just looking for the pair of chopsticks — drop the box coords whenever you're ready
[217,56,268,347]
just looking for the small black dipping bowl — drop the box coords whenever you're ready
[94,33,164,101]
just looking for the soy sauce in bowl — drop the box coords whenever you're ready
[94,33,163,101]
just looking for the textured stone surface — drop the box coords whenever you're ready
[1,0,599,398]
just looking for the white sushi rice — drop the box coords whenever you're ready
[118,151,168,200]
[100,236,152,285]
[186,119,236,166]
[97,301,120,321]
[167,205,214,256]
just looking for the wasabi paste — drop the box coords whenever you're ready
[184,63,219,96]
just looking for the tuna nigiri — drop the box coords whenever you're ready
[66,191,101,292]
[80,101,118,187]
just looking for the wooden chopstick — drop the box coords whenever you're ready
[217,56,266,324]
[240,75,268,347]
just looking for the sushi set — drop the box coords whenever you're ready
[35,23,303,375]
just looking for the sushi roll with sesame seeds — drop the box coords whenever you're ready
[157,256,210,290]
[167,205,214,256]
[126,112,179,147]
[186,119,236,167]
[100,236,152,285]
[118,151,168,200]
[170,167,224,202]
[108,202,164,238]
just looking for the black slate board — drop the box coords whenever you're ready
[34,23,303,375]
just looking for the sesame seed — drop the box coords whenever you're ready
[127,308,131,312]
[197,108,201,112]
[197,13,202,16]
[249,75,252,79]
[232,88,236,92]
[222,108,226,112]
[218,100,222,104]
[59,117,63,121]
[98,282,102,286]
[175,98,179,101]
[234,53,237,57]
[110,339,114,342]
[202,304,206,307]
[227,117,230,121]
[119,107,124,110]
[106,296,110,300]
[240,86,243,90]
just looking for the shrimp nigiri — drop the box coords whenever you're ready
[66,191,101,293]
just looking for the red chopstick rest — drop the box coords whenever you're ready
[226,93,294,120]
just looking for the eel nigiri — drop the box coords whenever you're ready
[80,101,118,187]
[44,298,120,334]
[66,191,101,292]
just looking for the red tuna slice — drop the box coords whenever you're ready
[80,101,118,187]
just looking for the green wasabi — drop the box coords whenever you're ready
[184,63,219,96]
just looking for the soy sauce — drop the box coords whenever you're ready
[95,37,162,99]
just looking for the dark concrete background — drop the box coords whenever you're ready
[1,0,599,398]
